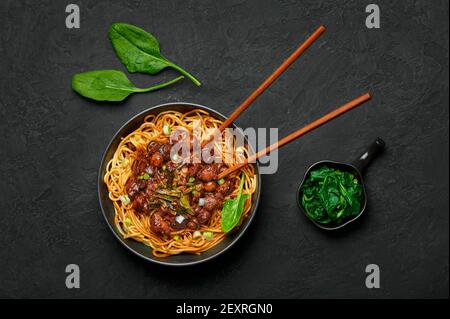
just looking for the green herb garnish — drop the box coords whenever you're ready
[300,166,363,224]
[137,173,150,180]
[221,173,249,232]
[163,124,172,136]
[120,158,130,167]
[119,195,130,205]
[203,231,214,240]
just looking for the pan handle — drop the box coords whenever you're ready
[351,138,385,172]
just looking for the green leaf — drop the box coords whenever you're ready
[71,70,184,101]
[221,174,249,233]
[109,23,201,86]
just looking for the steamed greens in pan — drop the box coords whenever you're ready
[300,166,363,224]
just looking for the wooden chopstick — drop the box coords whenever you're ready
[217,92,372,179]
[201,25,326,148]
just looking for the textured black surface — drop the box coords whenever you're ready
[0,0,448,298]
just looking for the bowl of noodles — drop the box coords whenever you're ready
[98,102,261,266]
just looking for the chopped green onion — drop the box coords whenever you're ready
[188,177,196,183]
[162,165,167,171]
[191,190,199,195]
[120,158,129,167]
[217,178,225,185]
[193,230,202,239]
[198,198,205,206]
[119,195,130,205]
[138,173,150,180]
[163,124,172,136]
[171,153,179,162]
[133,134,142,142]
[203,231,214,240]
[174,235,181,241]
[124,218,132,226]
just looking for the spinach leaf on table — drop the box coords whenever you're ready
[301,166,363,224]
[221,174,249,233]
[71,70,184,102]
[109,23,201,86]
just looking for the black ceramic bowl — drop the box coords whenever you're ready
[297,138,385,230]
[297,160,368,230]
[98,102,261,266]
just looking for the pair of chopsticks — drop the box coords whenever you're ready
[202,25,371,178]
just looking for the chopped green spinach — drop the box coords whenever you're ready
[300,166,363,224]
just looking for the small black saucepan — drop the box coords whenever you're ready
[297,138,385,230]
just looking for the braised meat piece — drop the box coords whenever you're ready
[132,193,147,212]
[150,210,171,235]
[197,209,212,224]
[188,163,202,177]
[132,156,149,175]
[203,194,221,211]
[150,152,164,167]
[197,164,218,182]
[159,142,172,161]
[125,177,146,199]
[217,179,234,196]
[147,141,161,155]
[186,217,199,230]
[203,181,217,192]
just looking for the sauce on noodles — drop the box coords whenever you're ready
[104,109,256,257]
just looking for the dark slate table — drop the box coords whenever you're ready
[0,0,448,298]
